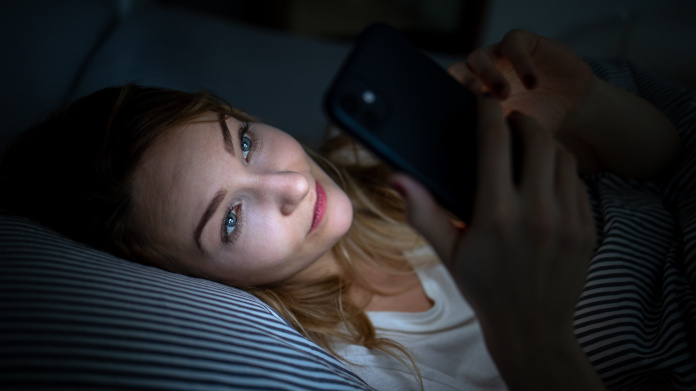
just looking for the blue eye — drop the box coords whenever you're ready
[224,209,237,238]
[241,134,252,159]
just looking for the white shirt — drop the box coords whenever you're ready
[333,262,507,390]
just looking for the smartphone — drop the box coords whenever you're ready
[323,23,479,222]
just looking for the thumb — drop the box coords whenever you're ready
[390,173,463,262]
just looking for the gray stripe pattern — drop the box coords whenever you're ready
[0,216,372,390]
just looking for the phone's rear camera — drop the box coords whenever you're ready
[362,90,376,104]
[335,79,390,133]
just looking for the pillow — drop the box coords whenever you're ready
[0,214,372,390]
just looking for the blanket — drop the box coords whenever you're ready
[577,58,696,390]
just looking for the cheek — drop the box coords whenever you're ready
[250,221,299,262]
[326,185,354,238]
[224,216,309,284]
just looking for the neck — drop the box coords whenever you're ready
[290,247,433,313]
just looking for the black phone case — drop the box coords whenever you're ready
[324,24,478,222]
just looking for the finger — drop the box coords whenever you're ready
[555,148,596,258]
[499,29,539,89]
[575,180,595,275]
[476,97,514,200]
[578,181,593,226]
[553,146,594,231]
[447,62,484,94]
[577,179,596,244]
[509,111,555,194]
[554,145,579,216]
[465,45,510,98]
[389,173,462,262]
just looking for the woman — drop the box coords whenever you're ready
[0,30,683,390]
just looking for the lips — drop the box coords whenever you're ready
[310,181,326,233]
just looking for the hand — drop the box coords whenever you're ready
[449,29,680,179]
[392,96,595,335]
[448,29,594,135]
[390,97,600,388]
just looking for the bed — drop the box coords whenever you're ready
[1,1,695,389]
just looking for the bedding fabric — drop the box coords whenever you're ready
[0,215,373,390]
[578,58,696,390]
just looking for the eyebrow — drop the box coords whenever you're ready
[219,114,235,157]
[195,189,227,252]
[193,115,237,252]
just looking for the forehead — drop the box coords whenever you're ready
[130,116,229,248]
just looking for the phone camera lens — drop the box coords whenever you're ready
[362,90,376,104]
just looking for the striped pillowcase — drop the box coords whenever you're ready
[0,215,372,390]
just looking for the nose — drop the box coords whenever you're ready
[259,171,310,215]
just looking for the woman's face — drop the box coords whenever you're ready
[132,113,353,286]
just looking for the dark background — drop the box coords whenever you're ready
[1,0,694,147]
[159,0,488,54]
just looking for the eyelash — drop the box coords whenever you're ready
[222,205,243,244]
[222,120,258,244]
[239,121,258,162]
